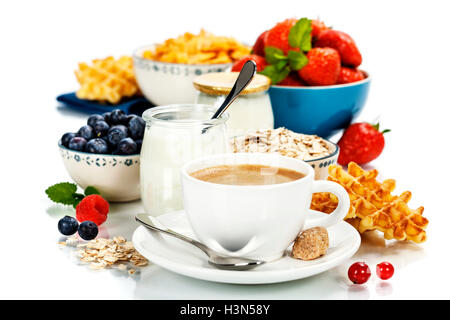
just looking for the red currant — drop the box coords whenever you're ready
[348,262,371,284]
[376,262,394,280]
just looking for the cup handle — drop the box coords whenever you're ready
[304,180,350,229]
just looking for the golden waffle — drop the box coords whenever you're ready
[75,56,140,104]
[311,162,428,243]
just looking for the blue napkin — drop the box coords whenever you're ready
[56,92,155,116]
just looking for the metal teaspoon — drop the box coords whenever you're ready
[135,214,265,271]
[202,60,257,133]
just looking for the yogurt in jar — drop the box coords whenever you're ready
[140,104,229,216]
[194,72,274,137]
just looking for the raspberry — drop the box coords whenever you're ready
[76,195,109,226]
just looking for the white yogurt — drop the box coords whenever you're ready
[193,72,274,138]
[196,91,274,138]
[140,104,228,216]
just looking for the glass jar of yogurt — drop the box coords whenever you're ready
[193,72,274,138]
[141,104,229,216]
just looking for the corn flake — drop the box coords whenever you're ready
[143,29,250,64]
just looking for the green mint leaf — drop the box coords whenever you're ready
[287,50,309,70]
[84,186,100,196]
[274,60,288,71]
[72,193,85,209]
[275,67,291,84]
[288,18,312,51]
[45,182,78,206]
[259,65,291,84]
[264,46,287,65]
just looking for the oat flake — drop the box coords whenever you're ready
[230,128,332,160]
[59,236,148,272]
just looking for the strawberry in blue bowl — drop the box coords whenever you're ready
[233,17,370,138]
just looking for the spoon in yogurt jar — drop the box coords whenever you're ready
[202,60,257,133]
[135,214,265,271]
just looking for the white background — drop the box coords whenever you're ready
[1,0,449,299]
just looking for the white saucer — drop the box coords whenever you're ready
[132,210,361,284]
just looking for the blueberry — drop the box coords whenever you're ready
[61,132,76,147]
[87,114,104,127]
[126,114,137,124]
[128,116,145,140]
[58,216,79,236]
[117,137,138,155]
[68,137,87,151]
[109,109,127,125]
[107,125,128,147]
[93,120,110,138]
[85,138,109,154]
[78,221,98,240]
[135,139,143,153]
[77,125,94,140]
[102,112,112,124]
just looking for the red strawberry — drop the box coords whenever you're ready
[265,18,298,54]
[252,30,268,57]
[298,47,341,86]
[76,194,109,226]
[337,123,390,165]
[231,54,267,72]
[337,67,365,84]
[315,29,362,67]
[311,19,328,39]
[278,73,307,86]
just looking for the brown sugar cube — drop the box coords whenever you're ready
[292,227,329,260]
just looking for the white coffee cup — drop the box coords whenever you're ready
[181,153,350,261]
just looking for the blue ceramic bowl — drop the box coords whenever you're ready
[268,72,371,138]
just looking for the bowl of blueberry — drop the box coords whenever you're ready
[59,109,145,202]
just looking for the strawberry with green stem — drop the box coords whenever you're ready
[298,47,341,85]
[260,18,312,84]
[337,122,391,165]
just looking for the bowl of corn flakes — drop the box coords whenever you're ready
[133,30,251,105]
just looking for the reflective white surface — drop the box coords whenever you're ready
[132,210,361,284]
[0,0,449,299]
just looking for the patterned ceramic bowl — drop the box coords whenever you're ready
[306,139,339,180]
[58,143,140,202]
[133,45,232,105]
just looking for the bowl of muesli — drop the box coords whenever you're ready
[229,127,339,180]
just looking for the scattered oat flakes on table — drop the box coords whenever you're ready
[58,236,148,273]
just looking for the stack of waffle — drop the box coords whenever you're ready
[75,56,140,104]
[311,162,428,243]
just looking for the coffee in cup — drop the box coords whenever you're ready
[181,153,350,261]
[190,164,305,186]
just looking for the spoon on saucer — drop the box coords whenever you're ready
[135,214,265,271]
